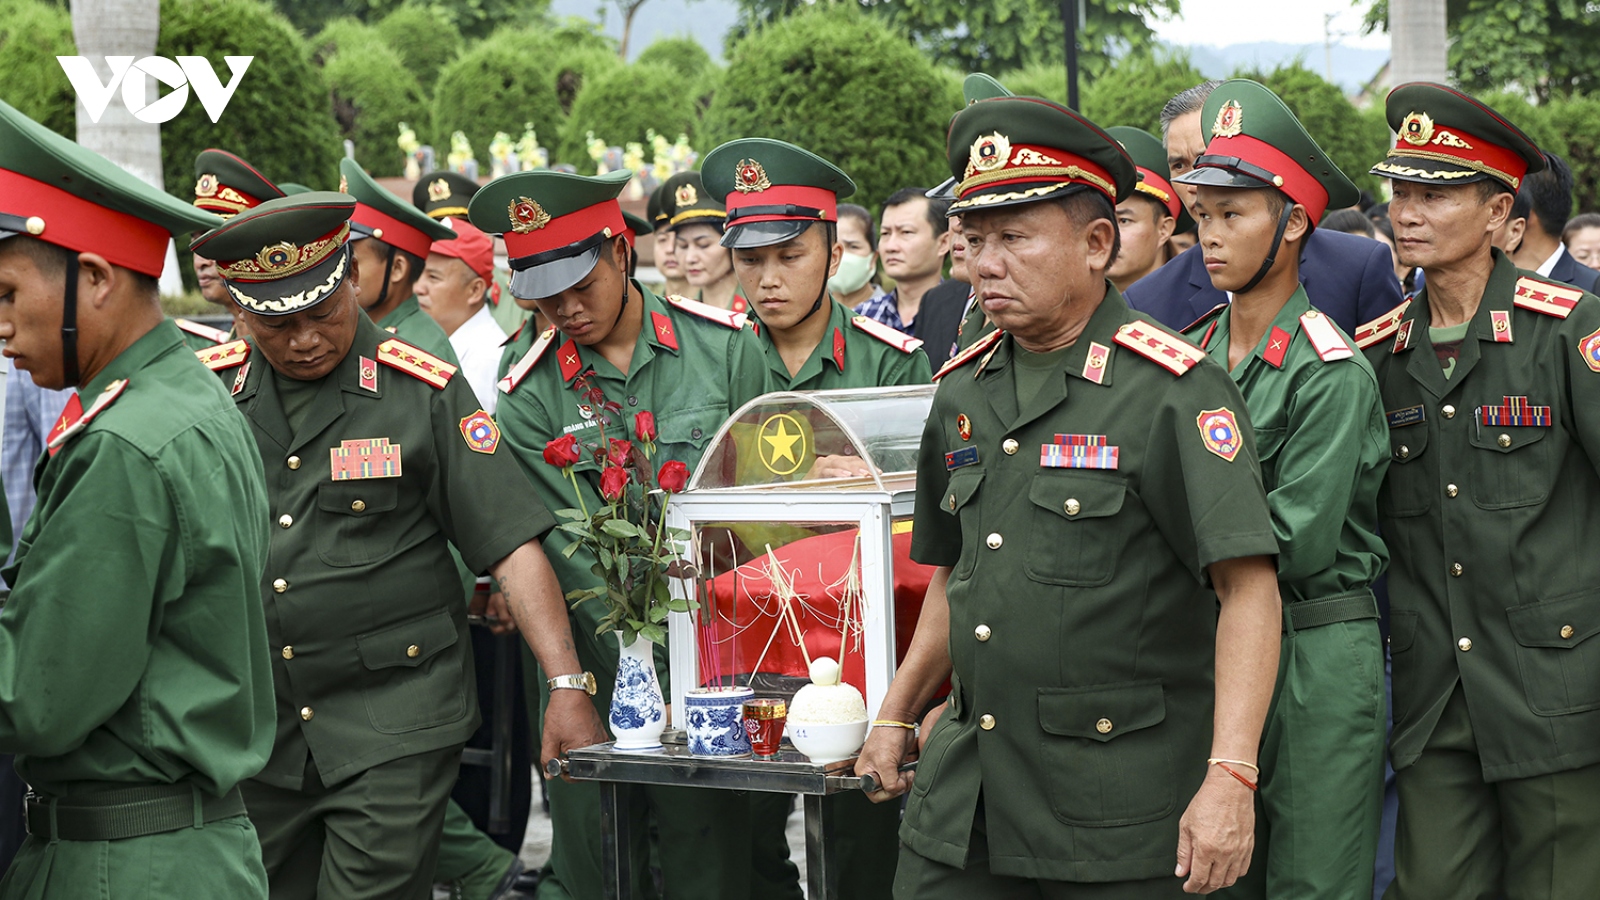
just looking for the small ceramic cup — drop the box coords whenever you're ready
[685,686,755,757]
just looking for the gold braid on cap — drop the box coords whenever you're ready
[1377,150,1520,189]
[958,165,1115,200]
[218,223,351,281]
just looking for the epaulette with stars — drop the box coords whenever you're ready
[1114,320,1206,376]
[196,339,250,371]
[933,328,1003,381]
[1353,300,1412,350]
[1514,275,1584,319]
[377,338,457,389]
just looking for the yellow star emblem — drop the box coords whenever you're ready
[758,413,807,476]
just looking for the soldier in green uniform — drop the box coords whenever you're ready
[414,169,530,339]
[183,148,288,348]
[469,168,767,900]
[0,99,274,899]
[934,75,1015,357]
[1175,80,1389,900]
[1356,83,1600,899]
[856,94,1285,898]
[340,158,460,363]
[189,193,607,900]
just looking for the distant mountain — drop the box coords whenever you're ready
[1171,41,1388,94]
[548,0,740,61]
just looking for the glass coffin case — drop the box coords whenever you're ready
[667,386,938,723]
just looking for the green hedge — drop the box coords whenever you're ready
[701,4,960,213]
[635,36,713,81]
[431,28,566,165]
[308,15,371,64]
[0,0,76,138]
[558,62,696,173]
[374,6,464,93]
[324,39,430,176]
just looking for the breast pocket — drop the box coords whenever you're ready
[942,469,984,580]
[316,481,400,567]
[1470,422,1554,509]
[1379,426,1431,518]
[1506,592,1600,715]
[1038,681,1175,827]
[1024,471,1126,587]
[660,406,724,459]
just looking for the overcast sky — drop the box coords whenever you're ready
[1150,0,1389,49]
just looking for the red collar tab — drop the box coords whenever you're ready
[352,201,439,259]
[651,310,679,351]
[959,137,1117,203]
[502,201,625,263]
[1133,166,1181,219]
[724,184,839,225]
[557,338,584,383]
[1263,325,1293,369]
[1203,133,1332,222]
[45,392,84,456]
[832,327,846,371]
[1388,117,1529,190]
[0,169,171,277]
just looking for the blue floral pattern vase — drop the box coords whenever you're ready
[610,631,666,751]
[685,686,755,757]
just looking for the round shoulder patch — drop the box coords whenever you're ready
[1197,407,1242,462]
[459,410,500,454]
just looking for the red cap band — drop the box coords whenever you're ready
[1204,133,1332,222]
[0,168,170,277]
[1387,124,1528,189]
[1133,167,1181,219]
[724,184,838,224]
[502,201,625,261]
[353,202,441,259]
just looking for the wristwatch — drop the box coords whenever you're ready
[548,672,598,696]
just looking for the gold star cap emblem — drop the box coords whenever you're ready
[1400,111,1435,147]
[427,178,451,202]
[674,183,698,207]
[734,159,771,194]
[508,196,552,233]
[1212,100,1243,138]
[195,173,219,198]
[968,132,1012,176]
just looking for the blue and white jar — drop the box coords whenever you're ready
[609,631,666,751]
[684,686,755,757]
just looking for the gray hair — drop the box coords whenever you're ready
[1159,80,1223,138]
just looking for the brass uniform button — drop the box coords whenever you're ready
[1458,637,1473,652]
[272,578,288,593]
[1450,563,1463,577]
[1442,405,1456,418]
[406,644,421,658]
[287,456,301,470]
[975,624,991,642]
[979,714,995,730]
[1002,439,1019,455]
[1096,718,1113,734]
[1064,499,1081,516]
[1562,625,1576,640]
[986,533,1003,550]
[1447,484,1459,498]
[948,494,957,511]
[1498,433,1512,448]
[300,706,314,721]
[281,646,294,660]
[1397,445,1410,459]
[278,514,293,528]
[351,499,366,512]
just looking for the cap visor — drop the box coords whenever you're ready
[1172,167,1273,190]
[947,181,1090,215]
[225,246,350,316]
[509,244,602,301]
[1370,155,1492,186]
[925,178,957,202]
[722,220,809,250]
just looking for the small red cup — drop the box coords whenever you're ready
[743,698,787,758]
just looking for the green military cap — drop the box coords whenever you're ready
[1107,126,1194,231]
[466,168,632,300]
[647,180,671,227]
[1172,79,1357,224]
[662,171,726,232]
[193,149,285,219]
[279,183,314,196]
[339,157,454,260]
[945,96,1136,213]
[930,73,1017,202]
[1371,82,1544,191]
[0,98,219,277]
[189,193,356,316]
[622,210,653,244]
[412,170,480,220]
[701,138,856,249]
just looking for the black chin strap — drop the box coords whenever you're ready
[611,239,633,333]
[1238,202,1297,295]
[373,245,397,310]
[800,248,830,322]
[61,256,79,387]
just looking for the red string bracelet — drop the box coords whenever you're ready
[1212,761,1258,791]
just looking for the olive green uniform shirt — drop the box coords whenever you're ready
[905,287,1277,882]
[1187,286,1389,602]
[0,321,274,797]
[757,299,931,391]
[1364,251,1600,782]
[495,285,767,680]
[377,295,460,366]
[215,314,554,790]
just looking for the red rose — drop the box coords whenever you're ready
[657,460,690,493]
[600,465,629,501]
[543,434,582,468]
[634,411,657,442]
[608,439,633,467]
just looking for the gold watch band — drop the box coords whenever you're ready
[547,672,598,696]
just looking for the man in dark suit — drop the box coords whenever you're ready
[1125,81,1403,334]
[1498,151,1600,293]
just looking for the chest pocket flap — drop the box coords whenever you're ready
[660,405,725,453]
[1468,423,1549,454]
[1028,470,1126,522]
[942,469,983,515]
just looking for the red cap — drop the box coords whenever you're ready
[430,217,494,281]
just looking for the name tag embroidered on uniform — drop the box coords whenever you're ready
[1386,405,1426,428]
[945,447,980,471]
[1041,434,1119,469]
[1477,396,1550,427]
[331,438,403,480]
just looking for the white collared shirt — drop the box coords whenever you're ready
[1536,244,1566,278]
[448,303,505,414]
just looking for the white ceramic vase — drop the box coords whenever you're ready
[609,631,666,751]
